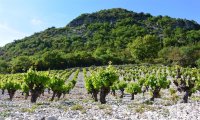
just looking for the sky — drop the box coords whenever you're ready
[0,0,199,47]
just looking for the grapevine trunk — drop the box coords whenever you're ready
[120,89,124,98]
[31,91,40,103]
[92,89,98,102]
[183,90,189,103]
[2,89,4,95]
[25,92,29,100]
[8,89,16,101]
[51,91,56,101]
[131,93,134,100]
[112,90,116,96]
[100,87,110,104]
[151,88,161,101]
[57,93,62,99]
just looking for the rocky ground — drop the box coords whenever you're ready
[0,72,200,120]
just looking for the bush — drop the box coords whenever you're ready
[24,68,50,103]
[145,73,170,101]
[125,82,142,100]
[4,80,21,100]
[117,80,127,98]
[196,59,200,68]
[85,64,119,104]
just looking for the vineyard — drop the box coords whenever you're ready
[0,64,200,119]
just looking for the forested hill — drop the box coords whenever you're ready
[1,8,200,73]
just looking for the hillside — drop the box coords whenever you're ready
[0,8,200,73]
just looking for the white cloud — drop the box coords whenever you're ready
[0,23,27,47]
[30,18,42,26]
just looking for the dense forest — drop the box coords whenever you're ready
[0,8,200,73]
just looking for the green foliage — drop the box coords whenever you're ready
[196,58,200,68]
[42,50,65,69]
[48,76,71,101]
[169,88,176,95]
[48,77,65,92]
[24,67,50,103]
[11,56,33,73]
[95,65,119,88]
[138,77,146,86]
[0,67,79,102]
[24,68,49,90]
[173,66,199,103]
[145,73,170,100]
[3,79,21,100]
[186,30,200,43]
[70,69,80,86]
[117,80,127,90]
[0,64,200,104]
[195,81,200,91]
[125,82,142,94]
[71,104,84,111]
[21,83,29,93]
[83,68,87,78]
[128,35,161,62]
[0,81,2,89]
[85,75,95,93]
[0,8,200,73]
[145,74,170,90]
[84,64,119,103]
[4,80,21,91]
[110,82,118,91]
[62,83,72,93]
[0,60,9,73]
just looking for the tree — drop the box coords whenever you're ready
[163,37,178,47]
[186,30,200,44]
[93,47,114,65]
[167,47,183,65]
[128,35,161,62]
[0,60,9,73]
[196,59,200,68]
[42,50,65,69]
[11,56,33,73]
[173,28,186,46]
[158,45,200,67]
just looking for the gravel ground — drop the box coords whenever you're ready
[0,72,200,120]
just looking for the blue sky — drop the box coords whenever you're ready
[0,0,199,46]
